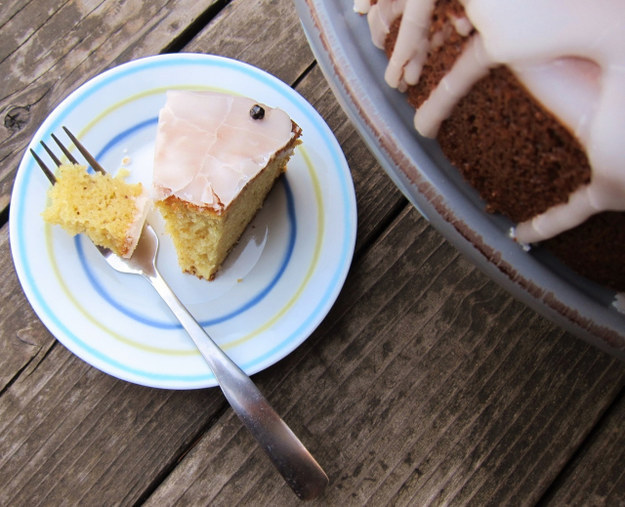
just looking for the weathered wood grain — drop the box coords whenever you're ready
[184,0,314,85]
[543,388,625,505]
[0,335,227,505]
[0,223,56,392]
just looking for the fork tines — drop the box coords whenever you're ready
[31,126,107,185]
[30,149,57,184]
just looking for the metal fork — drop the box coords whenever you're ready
[32,127,329,500]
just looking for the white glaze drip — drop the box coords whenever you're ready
[367,0,407,49]
[354,0,372,14]
[384,0,433,89]
[357,0,625,243]
[414,33,490,137]
[125,192,152,258]
[153,91,295,212]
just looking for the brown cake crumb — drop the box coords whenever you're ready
[544,212,625,291]
[437,66,591,222]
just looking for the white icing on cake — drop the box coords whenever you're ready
[356,0,625,243]
[126,191,151,257]
[153,90,295,212]
[354,0,372,14]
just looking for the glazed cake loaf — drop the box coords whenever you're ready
[356,0,625,291]
[152,90,302,280]
[42,163,150,258]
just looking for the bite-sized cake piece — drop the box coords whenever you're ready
[42,163,150,258]
[356,0,625,290]
[153,90,302,280]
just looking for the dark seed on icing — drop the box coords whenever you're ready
[250,104,265,120]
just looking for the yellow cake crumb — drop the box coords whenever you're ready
[42,163,148,258]
[156,149,292,280]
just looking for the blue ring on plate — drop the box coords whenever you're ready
[73,117,296,329]
[14,54,356,386]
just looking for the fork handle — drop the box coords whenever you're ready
[145,270,329,500]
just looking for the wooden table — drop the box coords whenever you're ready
[2,1,624,504]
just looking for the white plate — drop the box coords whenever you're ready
[10,54,357,389]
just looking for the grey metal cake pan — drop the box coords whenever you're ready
[294,0,625,359]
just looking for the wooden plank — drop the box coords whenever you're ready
[0,223,56,392]
[0,338,228,505]
[183,0,315,86]
[0,0,222,212]
[543,390,625,505]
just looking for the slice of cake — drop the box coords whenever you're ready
[355,0,625,291]
[152,90,302,280]
[42,163,150,258]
